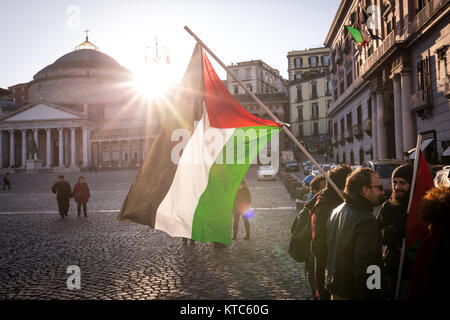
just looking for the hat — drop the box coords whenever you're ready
[392,164,413,185]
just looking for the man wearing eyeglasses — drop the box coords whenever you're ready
[325,167,385,300]
[376,164,414,300]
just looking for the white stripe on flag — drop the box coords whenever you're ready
[155,110,234,238]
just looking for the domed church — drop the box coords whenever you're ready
[0,35,158,172]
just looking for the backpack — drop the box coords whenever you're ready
[288,194,319,263]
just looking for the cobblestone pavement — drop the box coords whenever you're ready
[0,168,312,300]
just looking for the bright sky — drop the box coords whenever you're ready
[1,0,340,89]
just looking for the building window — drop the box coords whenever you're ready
[298,124,303,138]
[327,99,332,109]
[311,81,317,99]
[346,112,352,131]
[311,103,319,120]
[343,152,347,163]
[297,85,302,102]
[367,98,372,119]
[295,57,302,68]
[322,55,330,66]
[313,122,319,136]
[334,122,338,138]
[234,86,239,95]
[233,69,239,78]
[295,72,302,80]
[297,105,303,121]
[328,119,332,134]
[245,68,251,80]
[417,57,431,91]
[310,56,318,67]
[327,80,332,95]
[246,84,253,92]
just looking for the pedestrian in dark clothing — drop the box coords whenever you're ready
[325,168,385,300]
[72,176,90,217]
[51,175,72,218]
[3,173,11,190]
[376,164,414,300]
[232,180,251,240]
[310,165,352,300]
[410,186,450,300]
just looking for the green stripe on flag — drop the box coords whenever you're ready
[191,126,281,244]
[347,26,364,44]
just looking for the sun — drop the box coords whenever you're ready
[132,63,174,100]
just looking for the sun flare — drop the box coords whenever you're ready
[132,63,174,100]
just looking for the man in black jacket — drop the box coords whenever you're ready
[376,164,413,300]
[51,175,72,218]
[325,168,385,300]
[310,165,352,300]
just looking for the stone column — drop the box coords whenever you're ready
[46,129,51,168]
[98,142,103,168]
[82,128,88,167]
[376,90,387,159]
[58,128,64,167]
[21,129,27,167]
[109,140,113,167]
[70,128,76,168]
[33,129,39,160]
[118,140,122,167]
[137,139,142,166]
[371,94,378,160]
[0,131,3,168]
[87,129,91,165]
[9,130,15,168]
[127,139,131,166]
[401,70,416,155]
[393,74,404,160]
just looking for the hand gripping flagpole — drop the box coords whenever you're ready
[184,26,344,201]
[394,134,422,300]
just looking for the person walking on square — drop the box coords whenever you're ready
[232,180,251,240]
[51,175,72,218]
[3,173,11,191]
[72,176,90,217]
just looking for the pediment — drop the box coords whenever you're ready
[3,103,81,122]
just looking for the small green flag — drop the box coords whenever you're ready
[346,26,365,44]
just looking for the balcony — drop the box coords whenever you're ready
[344,128,353,142]
[331,136,338,146]
[360,30,395,77]
[363,119,372,135]
[352,124,363,139]
[409,0,449,35]
[411,89,432,113]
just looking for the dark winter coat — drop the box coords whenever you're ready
[377,199,414,281]
[51,181,72,202]
[325,196,382,300]
[310,188,343,299]
[72,182,90,204]
[410,223,450,300]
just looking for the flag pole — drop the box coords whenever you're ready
[184,26,344,201]
[394,135,422,300]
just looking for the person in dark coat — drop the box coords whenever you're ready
[376,164,414,300]
[51,175,72,218]
[325,168,385,300]
[310,165,352,300]
[232,180,251,240]
[72,176,90,217]
[410,186,450,300]
[3,173,11,191]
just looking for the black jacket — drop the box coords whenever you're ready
[377,199,414,281]
[233,184,251,213]
[51,181,72,202]
[325,196,382,300]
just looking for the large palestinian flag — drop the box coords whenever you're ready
[118,44,281,245]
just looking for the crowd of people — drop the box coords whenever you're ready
[51,175,91,218]
[294,164,450,300]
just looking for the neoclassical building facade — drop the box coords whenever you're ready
[325,0,449,164]
[0,36,158,172]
